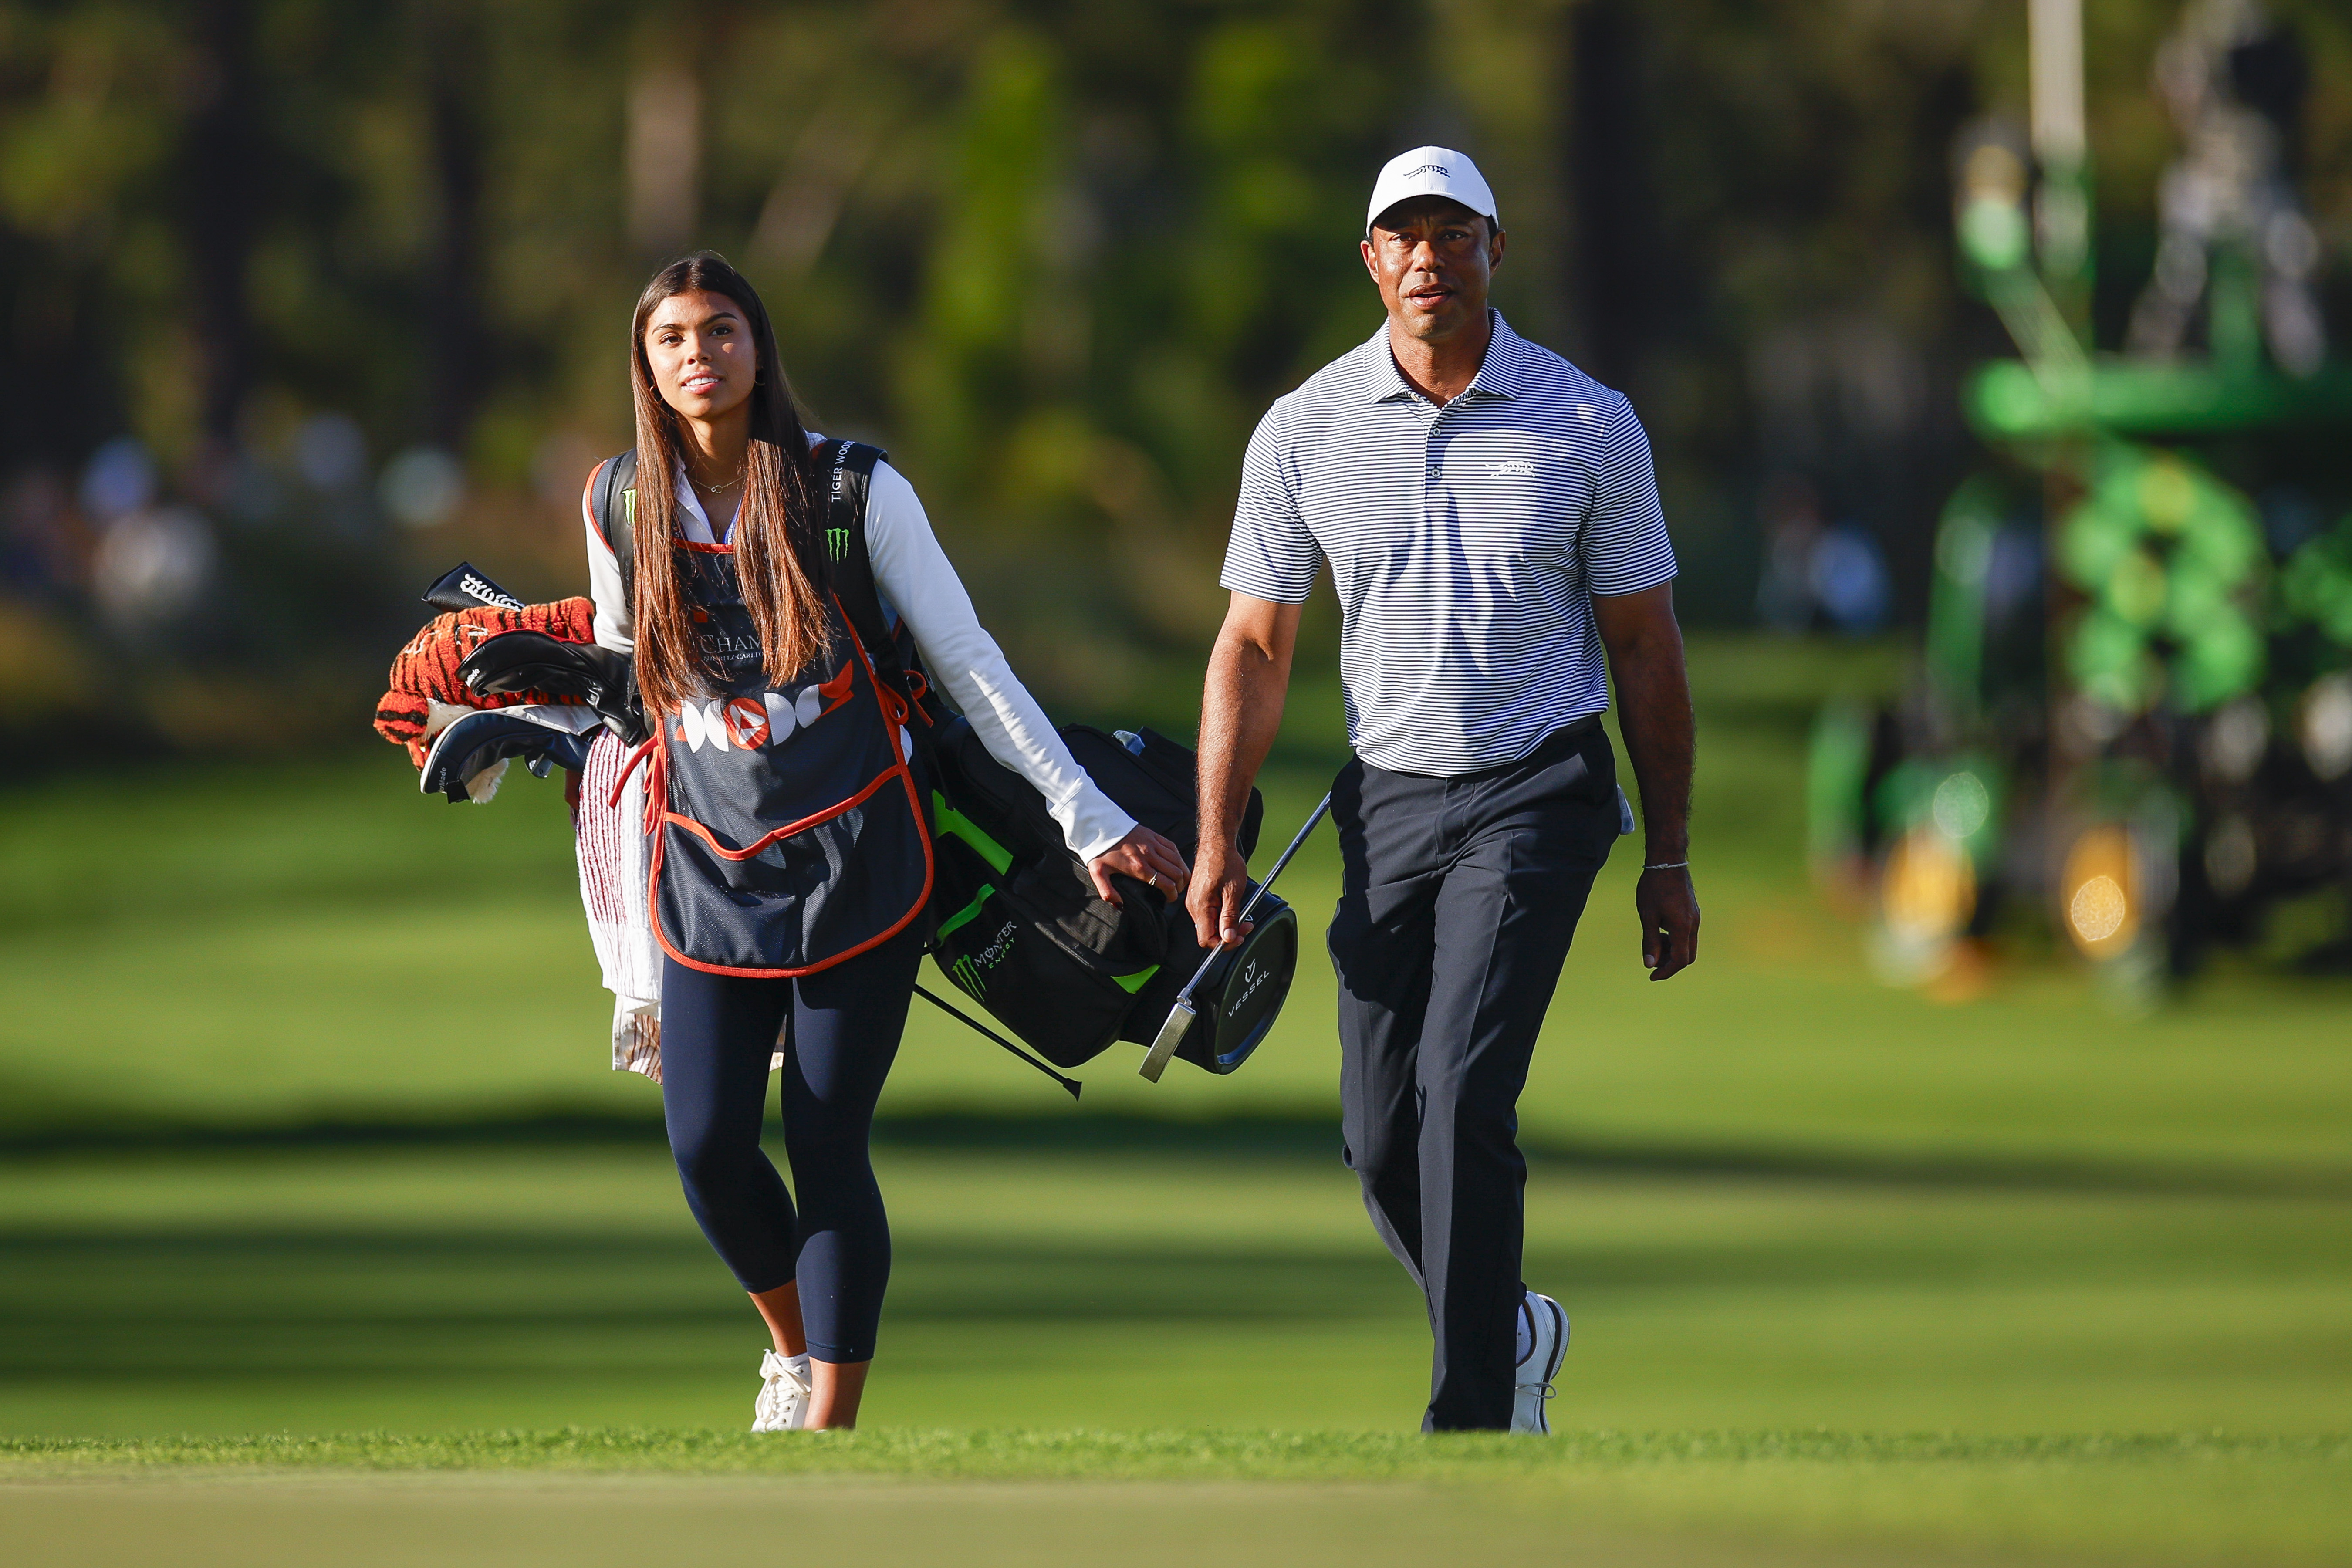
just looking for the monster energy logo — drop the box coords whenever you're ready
[949,955,984,999]
[827,526,850,560]
[948,920,1019,1001]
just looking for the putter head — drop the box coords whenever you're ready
[1137,998,1195,1082]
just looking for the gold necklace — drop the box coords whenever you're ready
[690,468,741,495]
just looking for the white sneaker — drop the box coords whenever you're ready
[752,1349,811,1432]
[1511,1291,1568,1434]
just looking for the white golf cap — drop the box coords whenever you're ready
[1365,146,1499,237]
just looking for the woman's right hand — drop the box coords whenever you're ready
[1087,825,1190,909]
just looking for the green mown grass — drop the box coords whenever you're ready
[4,1430,2348,1568]
[2,1146,2345,1437]
[2,634,2346,1565]
[3,636,2347,1180]
[14,1426,2334,1480]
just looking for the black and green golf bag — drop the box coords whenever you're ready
[925,718,1301,1075]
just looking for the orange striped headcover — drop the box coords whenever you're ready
[373,596,597,767]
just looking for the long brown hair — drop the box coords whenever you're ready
[628,252,831,716]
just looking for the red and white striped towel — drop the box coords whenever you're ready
[575,728,784,1082]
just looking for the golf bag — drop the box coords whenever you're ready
[925,717,1302,1075]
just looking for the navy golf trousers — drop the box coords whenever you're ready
[658,926,921,1365]
[1328,720,1620,1431]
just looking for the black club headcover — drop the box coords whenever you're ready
[420,708,597,803]
[457,630,648,745]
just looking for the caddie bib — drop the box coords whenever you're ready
[628,515,933,978]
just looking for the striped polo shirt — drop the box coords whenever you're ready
[1221,311,1676,776]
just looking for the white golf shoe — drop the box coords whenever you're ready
[1510,1291,1568,1434]
[752,1349,811,1432]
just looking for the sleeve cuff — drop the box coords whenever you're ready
[1057,782,1138,863]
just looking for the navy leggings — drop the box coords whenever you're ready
[658,927,920,1364]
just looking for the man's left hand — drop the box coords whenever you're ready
[1637,865,1700,980]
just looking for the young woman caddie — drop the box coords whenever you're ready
[589,253,1188,1430]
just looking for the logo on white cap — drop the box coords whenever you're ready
[1366,145,1500,237]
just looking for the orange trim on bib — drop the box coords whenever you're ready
[661,762,902,861]
[644,617,936,980]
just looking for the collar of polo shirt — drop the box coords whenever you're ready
[1364,308,1532,404]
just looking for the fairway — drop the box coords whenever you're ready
[7,1434,2349,1568]
[2,1144,2347,1437]
[2,1142,2348,1564]
[3,636,2346,1565]
[4,638,2346,1180]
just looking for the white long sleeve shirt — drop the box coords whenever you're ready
[584,439,1136,861]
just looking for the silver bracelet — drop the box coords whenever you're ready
[1642,860,1689,872]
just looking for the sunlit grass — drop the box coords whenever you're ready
[7,1428,2347,1568]
[6,1425,2336,1478]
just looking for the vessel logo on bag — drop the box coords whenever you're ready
[1232,955,1272,1012]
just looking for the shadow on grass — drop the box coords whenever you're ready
[6,1108,2346,1197]
[0,1206,2320,1386]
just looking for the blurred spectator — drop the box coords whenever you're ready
[81,438,156,522]
[1,470,82,599]
[1755,476,1826,632]
[380,448,467,530]
[294,413,380,540]
[92,507,216,630]
[294,415,368,492]
[74,436,217,632]
[1810,527,1892,634]
[2128,0,2327,375]
[1757,477,1892,635]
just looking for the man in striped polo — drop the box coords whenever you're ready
[1188,147,1699,1433]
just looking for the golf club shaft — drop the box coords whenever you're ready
[1231,792,1329,921]
[1182,791,1331,1007]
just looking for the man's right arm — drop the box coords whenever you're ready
[1190,592,1302,949]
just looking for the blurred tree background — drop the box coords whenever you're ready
[0,0,2347,757]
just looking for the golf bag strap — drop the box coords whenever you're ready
[818,439,890,662]
[590,441,928,761]
[591,450,639,601]
[816,440,939,761]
